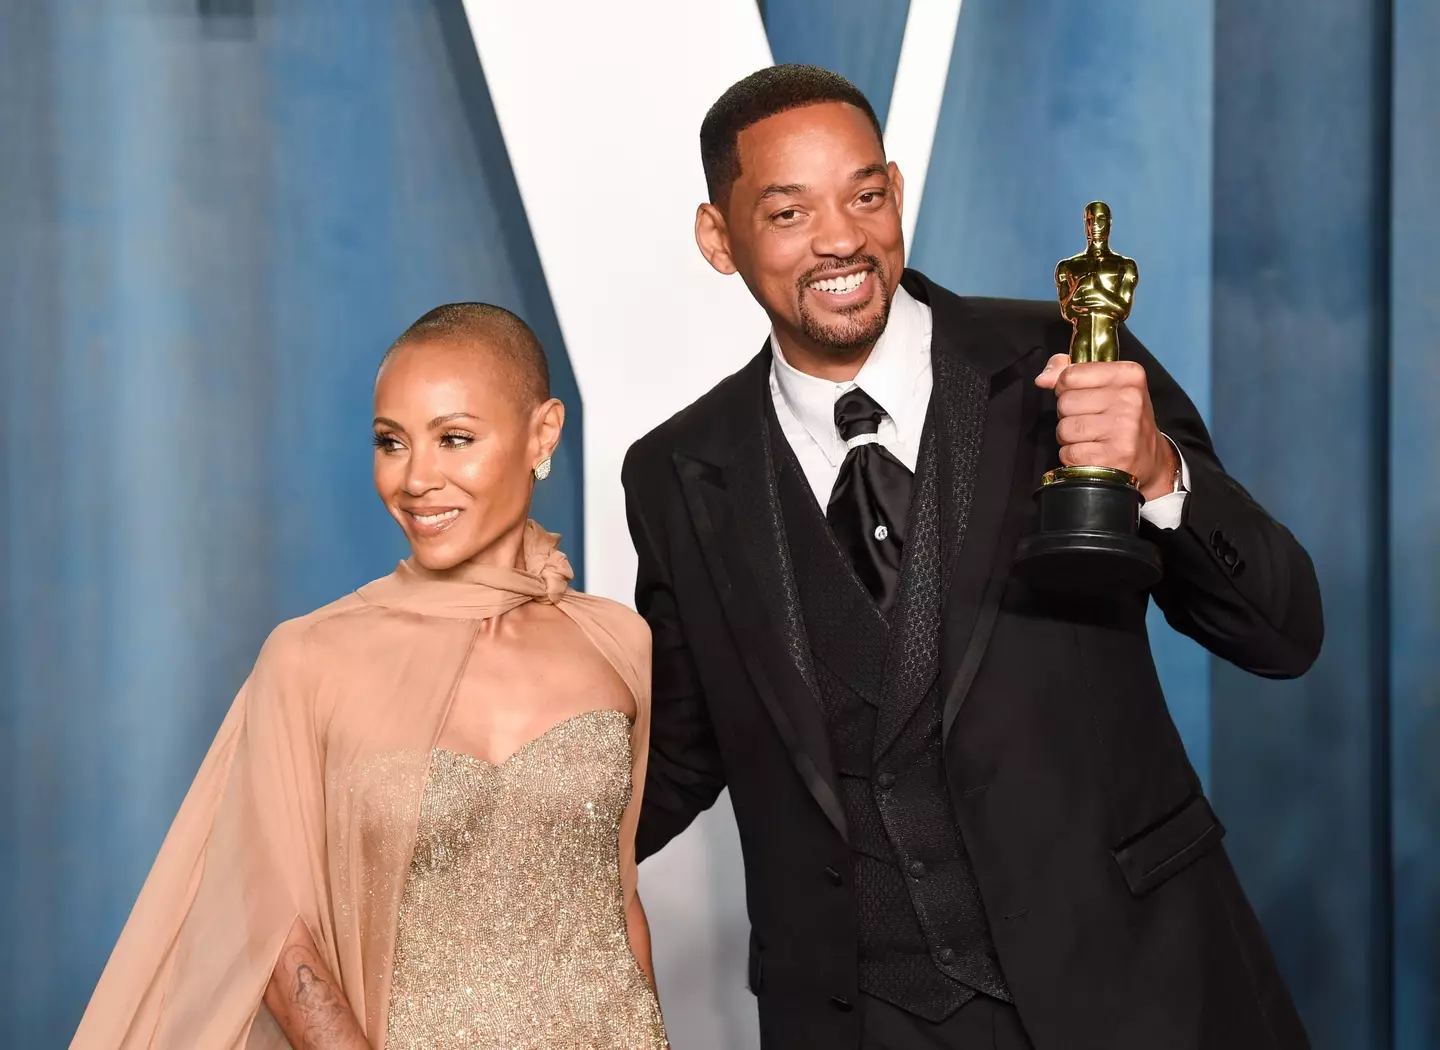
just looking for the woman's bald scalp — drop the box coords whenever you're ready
[379,303,551,408]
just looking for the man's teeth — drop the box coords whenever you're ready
[809,271,870,294]
[413,510,460,526]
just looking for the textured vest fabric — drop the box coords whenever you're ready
[769,371,1010,1022]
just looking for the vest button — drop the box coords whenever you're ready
[908,860,927,878]
[876,772,897,789]
[830,995,853,1012]
[937,947,956,964]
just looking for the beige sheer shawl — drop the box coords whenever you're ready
[70,522,652,1050]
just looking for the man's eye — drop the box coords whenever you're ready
[859,191,884,204]
[775,209,798,222]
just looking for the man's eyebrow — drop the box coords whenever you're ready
[756,182,806,203]
[850,164,888,181]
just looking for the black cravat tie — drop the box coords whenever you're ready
[826,387,913,615]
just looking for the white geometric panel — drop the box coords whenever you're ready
[462,0,774,604]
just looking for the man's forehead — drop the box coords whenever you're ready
[735,109,883,200]
[736,103,881,163]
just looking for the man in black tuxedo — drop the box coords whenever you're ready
[624,64,1321,1050]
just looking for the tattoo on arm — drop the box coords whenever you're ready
[265,928,371,1050]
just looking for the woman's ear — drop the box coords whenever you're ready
[532,397,565,466]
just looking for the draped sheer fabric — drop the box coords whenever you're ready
[70,522,652,1050]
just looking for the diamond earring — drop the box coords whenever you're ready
[533,457,552,481]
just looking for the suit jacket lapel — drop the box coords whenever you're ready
[937,357,1037,738]
[673,349,847,842]
[900,272,1053,740]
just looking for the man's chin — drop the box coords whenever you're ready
[803,308,889,354]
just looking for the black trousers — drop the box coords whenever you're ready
[861,993,1034,1050]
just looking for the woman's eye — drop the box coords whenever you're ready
[439,432,474,449]
[372,433,402,453]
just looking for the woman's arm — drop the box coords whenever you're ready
[625,890,658,990]
[263,917,372,1050]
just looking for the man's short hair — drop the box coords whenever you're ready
[700,64,884,209]
[381,303,551,407]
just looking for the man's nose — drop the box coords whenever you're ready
[810,205,865,259]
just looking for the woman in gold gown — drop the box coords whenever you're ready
[71,304,668,1050]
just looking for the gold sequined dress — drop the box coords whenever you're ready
[386,709,667,1050]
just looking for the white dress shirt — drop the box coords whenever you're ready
[768,284,1189,528]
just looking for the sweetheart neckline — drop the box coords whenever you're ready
[432,708,632,770]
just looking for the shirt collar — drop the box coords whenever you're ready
[769,283,930,465]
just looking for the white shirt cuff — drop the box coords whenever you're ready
[1137,435,1190,531]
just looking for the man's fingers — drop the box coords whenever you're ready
[1057,441,1111,468]
[1055,387,1114,419]
[1034,353,1071,390]
[1056,414,1131,451]
[1054,359,1147,391]
[1055,414,1101,447]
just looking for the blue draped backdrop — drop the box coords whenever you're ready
[3,2,1436,1047]
[0,3,580,1043]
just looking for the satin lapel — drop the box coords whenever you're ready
[673,415,847,842]
[938,337,1050,739]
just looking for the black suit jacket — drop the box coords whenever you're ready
[623,271,1322,1050]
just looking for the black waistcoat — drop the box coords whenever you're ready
[768,365,1010,1022]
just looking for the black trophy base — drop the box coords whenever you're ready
[1013,466,1162,593]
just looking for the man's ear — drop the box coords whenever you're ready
[695,202,738,275]
[888,161,905,225]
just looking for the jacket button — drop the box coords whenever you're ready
[937,947,956,964]
[830,995,853,1012]
[824,865,843,886]
[1210,528,1225,552]
[877,772,897,789]
[1231,558,1245,577]
[908,860,927,878]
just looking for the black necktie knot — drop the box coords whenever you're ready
[834,387,887,442]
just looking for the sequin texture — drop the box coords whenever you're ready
[385,709,667,1050]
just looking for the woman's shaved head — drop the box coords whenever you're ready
[378,302,550,408]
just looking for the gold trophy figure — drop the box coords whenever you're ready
[1056,202,1137,363]
[1013,201,1162,592]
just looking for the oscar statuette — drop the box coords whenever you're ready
[1013,201,1163,592]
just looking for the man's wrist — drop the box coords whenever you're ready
[1140,433,1182,501]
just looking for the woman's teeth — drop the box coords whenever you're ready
[809,271,869,294]
[412,510,460,526]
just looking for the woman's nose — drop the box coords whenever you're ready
[403,449,442,494]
